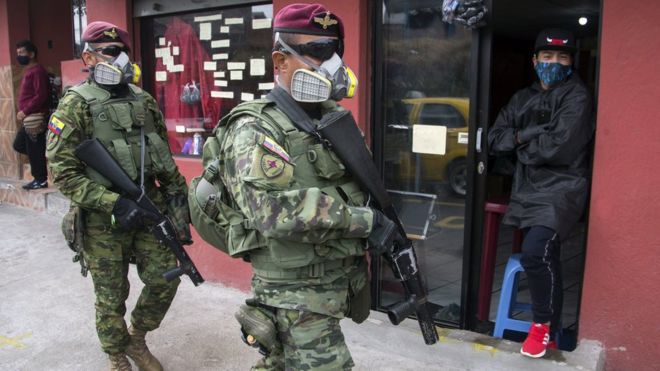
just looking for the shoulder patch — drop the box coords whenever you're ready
[48,116,66,136]
[260,154,286,178]
[260,135,290,163]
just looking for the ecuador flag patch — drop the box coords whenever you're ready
[48,116,65,135]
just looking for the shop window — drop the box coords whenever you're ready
[72,0,87,57]
[418,103,466,128]
[144,4,274,156]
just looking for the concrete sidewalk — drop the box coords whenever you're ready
[0,203,603,371]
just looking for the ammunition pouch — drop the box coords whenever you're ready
[347,259,371,324]
[61,206,88,277]
[234,302,279,355]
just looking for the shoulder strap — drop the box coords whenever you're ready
[69,82,111,104]
[266,86,320,140]
[216,99,294,143]
[128,84,143,96]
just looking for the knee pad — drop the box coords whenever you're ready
[234,303,278,355]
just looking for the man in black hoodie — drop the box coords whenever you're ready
[488,28,594,358]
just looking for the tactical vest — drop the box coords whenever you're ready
[190,99,366,283]
[69,82,177,189]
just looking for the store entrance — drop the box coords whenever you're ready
[373,0,477,327]
[372,0,600,338]
[476,0,600,347]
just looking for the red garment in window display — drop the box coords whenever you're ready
[155,17,227,153]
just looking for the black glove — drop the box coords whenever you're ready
[515,123,551,144]
[111,196,160,232]
[367,209,405,254]
[166,193,193,245]
[453,0,487,28]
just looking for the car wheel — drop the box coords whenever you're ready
[447,158,467,197]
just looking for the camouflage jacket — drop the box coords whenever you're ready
[46,80,188,217]
[221,100,374,317]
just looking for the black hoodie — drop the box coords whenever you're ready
[488,74,595,239]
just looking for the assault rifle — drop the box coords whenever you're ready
[74,139,204,286]
[267,87,439,345]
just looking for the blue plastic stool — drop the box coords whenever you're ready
[492,254,533,338]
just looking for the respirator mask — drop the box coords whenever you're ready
[276,33,357,103]
[87,44,141,86]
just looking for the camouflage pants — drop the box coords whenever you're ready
[252,308,353,371]
[84,212,180,355]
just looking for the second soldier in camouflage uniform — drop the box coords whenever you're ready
[46,22,191,371]
[200,4,403,370]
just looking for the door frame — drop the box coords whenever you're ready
[462,19,493,330]
[369,0,494,330]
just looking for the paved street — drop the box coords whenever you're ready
[0,203,602,370]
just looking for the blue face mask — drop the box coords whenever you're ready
[535,62,572,87]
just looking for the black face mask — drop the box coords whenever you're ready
[17,55,30,65]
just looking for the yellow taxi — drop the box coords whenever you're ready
[388,97,469,196]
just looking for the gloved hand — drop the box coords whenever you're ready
[367,209,406,255]
[515,123,552,144]
[454,0,487,28]
[166,193,193,245]
[111,196,160,232]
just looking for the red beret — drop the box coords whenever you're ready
[82,21,131,50]
[274,3,343,41]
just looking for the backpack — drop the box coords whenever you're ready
[188,100,284,256]
[188,113,254,256]
[188,136,236,254]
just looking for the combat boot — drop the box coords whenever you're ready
[108,353,133,371]
[125,326,163,371]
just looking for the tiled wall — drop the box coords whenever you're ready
[0,64,21,179]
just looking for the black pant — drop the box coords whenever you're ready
[520,226,563,334]
[13,127,47,182]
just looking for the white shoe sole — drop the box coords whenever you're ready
[520,347,546,358]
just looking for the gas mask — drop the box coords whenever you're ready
[276,34,357,103]
[88,46,141,86]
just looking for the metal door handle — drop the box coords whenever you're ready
[476,127,483,153]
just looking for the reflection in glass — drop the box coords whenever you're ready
[378,1,472,325]
[147,5,274,156]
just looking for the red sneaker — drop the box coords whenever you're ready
[520,323,550,358]
[547,340,558,350]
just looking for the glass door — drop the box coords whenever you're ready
[372,0,490,327]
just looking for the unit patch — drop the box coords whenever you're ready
[46,131,60,150]
[260,154,286,178]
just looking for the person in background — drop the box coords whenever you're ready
[46,21,192,371]
[14,40,50,190]
[488,28,595,359]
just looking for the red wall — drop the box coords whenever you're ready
[27,0,73,71]
[0,0,10,66]
[580,0,660,370]
[174,157,252,291]
[1,0,29,66]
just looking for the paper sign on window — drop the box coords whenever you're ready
[412,125,447,155]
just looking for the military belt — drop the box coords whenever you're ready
[252,256,357,280]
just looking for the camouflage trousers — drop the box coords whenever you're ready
[252,307,353,371]
[83,212,180,355]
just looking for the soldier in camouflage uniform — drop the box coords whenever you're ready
[46,22,191,371]
[205,4,403,370]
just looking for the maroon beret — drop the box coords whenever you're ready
[82,21,131,50]
[274,3,343,41]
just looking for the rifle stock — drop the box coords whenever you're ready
[318,111,439,345]
[74,139,204,286]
